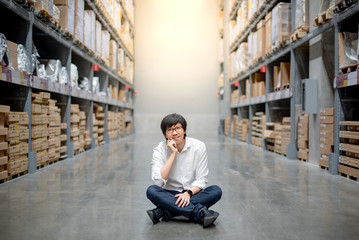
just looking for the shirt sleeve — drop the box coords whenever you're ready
[192,143,209,189]
[151,144,167,187]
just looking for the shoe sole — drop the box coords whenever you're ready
[147,210,160,224]
[202,212,219,228]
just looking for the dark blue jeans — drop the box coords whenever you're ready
[146,185,222,222]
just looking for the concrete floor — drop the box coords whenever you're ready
[1,133,359,240]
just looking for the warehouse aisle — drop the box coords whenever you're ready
[1,133,359,240]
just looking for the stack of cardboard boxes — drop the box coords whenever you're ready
[78,111,86,152]
[264,123,275,152]
[319,108,334,168]
[338,121,359,178]
[60,122,67,158]
[280,117,291,156]
[70,104,80,153]
[94,104,105,146]
[47,99,61,162]
[271,3,291,50]
[31,92,50,168]
[231,115,238,139]
[274,123,282,154]
[6,111,29,178]
[125,109,132,136]
[297,114,309,161]
[54,0,75,36]
[118,112,125,138]
[232,89,239,104]
[273,62,291,90]
[108,111,119,141]
[0,105,9,181]
[252,73,265,98]
[251,112,265,147]
[224,116,230,136]
[238,118,249,142]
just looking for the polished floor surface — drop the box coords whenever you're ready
[1,133,359,240]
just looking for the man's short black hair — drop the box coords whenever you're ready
[161,113,187,138]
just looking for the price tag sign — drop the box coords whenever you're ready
[12,70,20,84]
[20,72,24,85]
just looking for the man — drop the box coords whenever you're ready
[146,113,222,228]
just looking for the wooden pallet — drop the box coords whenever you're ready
[339,64,359,74]
[314,8,334,27]
[320,165,329,171]
[271,41,289,54]
[334,0,358,13]
[8,171,28,180]
[282,83,290,90]
[338,164,359,181]
[298,158,308,162]
[290,27,309,42]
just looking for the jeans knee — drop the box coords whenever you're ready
[211,185,222,200]
[146,185,160,199]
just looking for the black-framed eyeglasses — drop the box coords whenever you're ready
[166,126,183,134]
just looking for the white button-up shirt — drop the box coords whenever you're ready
[151,137,209,191]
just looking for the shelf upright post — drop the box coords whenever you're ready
[26,12,37,173]
[248,74,253,144]
[286,0,298,160]
[104,74,110,143]
[329,17,340,175]
[66,49,74,158]
[88,67,95,149]
[286,48,298,160]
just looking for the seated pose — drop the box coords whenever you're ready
[146,113,222,228]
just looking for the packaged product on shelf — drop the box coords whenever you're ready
[101,30,110,66]
[17,44,31,73]
[257,20,266,60]
[295,0,309,31]
[45,59,62,82]
[74,0,84,43]
[59,66,68,84]
[84,10,95,51]
[34,0,54,17]
[92,77,100,94]
[95,20,102,57]
[56,3,75,36]
[78,77,90,91]
[32,44,40,76]
[271,3,291,50]
[110,40,119,70]
[70,63,78,88]
[338,32,358,69]
[53,5,60,23]
[0,33,8,66]
[265,12,272,55]
[5,40,18,70]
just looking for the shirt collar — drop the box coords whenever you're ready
[181,137,191,152]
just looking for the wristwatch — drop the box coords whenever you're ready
[186,189,193,197]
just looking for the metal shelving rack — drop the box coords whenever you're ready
[0,0,135,174]
[224,0,359,170]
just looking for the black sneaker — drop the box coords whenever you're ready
[198,207,219,228]
[146,208,165,224]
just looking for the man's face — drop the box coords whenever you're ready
[165,123,185,145]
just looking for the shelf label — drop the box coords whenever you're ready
[20,72,24,85]
[12,70,20,84]
[347,71,357,86]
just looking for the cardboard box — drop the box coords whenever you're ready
[256,20,266,59]
[6,40,18,70]
[297,139,308,149]
[298,148,309,160]
[0,105,10,113]
[273,66,280,89]
[280,62,290,88]
[320,108,334,116]
[265,12,272,55]
[320,144,333,155]
[320,116,334,124]
[320,123,334,132]
[320,137,333,145]
[57,5,75,36]
[271,3,291,49]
